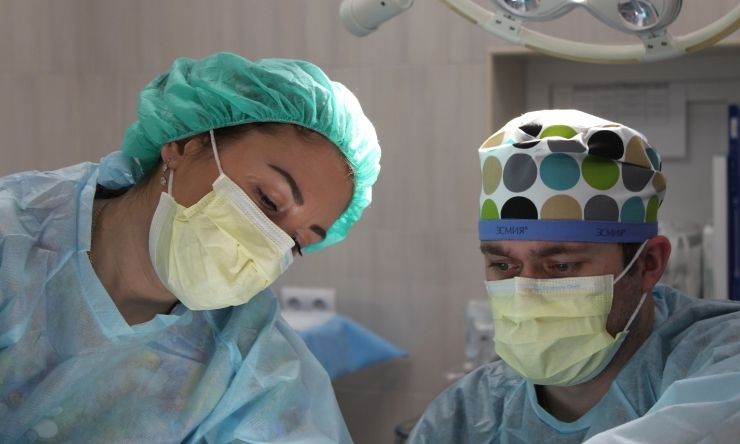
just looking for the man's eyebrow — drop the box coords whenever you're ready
[269,164,303,206]
[480,244,592,258]
[311,225,327,241]
[480,244,509,256]
[534,245,590,258]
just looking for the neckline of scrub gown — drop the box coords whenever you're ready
[1,154,354,443]
[76,162,191,338]
[524,300,671,432]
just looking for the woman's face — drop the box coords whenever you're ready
[163,126,354,251]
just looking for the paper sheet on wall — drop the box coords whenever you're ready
[551,82,686,159]
[711,155,729,299]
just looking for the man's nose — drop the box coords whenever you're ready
[518,264,549,279]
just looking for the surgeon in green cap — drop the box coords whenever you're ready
[0,52,380,442]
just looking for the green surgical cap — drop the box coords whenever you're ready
[121,52,381,252]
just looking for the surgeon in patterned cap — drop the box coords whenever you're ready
[409,110,740,443]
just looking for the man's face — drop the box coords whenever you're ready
[480,240,645,336]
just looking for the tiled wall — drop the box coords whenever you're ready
[2,1,738,442]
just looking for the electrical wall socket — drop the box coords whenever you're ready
[279,286,336,312]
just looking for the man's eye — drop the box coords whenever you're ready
[553,263,571,272]
[490,262,510,271]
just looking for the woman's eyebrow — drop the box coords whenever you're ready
[267,165,327,241]
[269,164,303,205]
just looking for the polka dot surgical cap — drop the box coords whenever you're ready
[478,109,666,243]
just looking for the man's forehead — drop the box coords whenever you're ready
[480,240,612,257]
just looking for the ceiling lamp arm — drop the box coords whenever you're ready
[439,0,740,64]
[675,3,740,54]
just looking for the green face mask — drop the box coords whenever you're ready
[485,242,648,387]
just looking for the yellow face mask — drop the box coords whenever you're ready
[148,130,295,311]
[486,242,647,386]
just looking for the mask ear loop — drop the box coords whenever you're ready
[614,240,648,284]
[169,130,223,195]
[623,291,648,333]
[167,169,174,195]
[614,239,650,333]
[209,129,224,176]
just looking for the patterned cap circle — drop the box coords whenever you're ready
[479,109,666,243]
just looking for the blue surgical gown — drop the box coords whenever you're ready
[0,153,352,443]
[408,285,740,443]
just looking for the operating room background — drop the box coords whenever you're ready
[1,1,738,442]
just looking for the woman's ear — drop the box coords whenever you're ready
[159,134,210,170]
[182,134,210,155]
[160,141,186,170]
[639,235,672,293]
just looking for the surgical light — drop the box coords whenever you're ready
[502,0,542,14]
[497,0,576,21]
[340,0,415,37]
[619,0,660,30]
[339,0,740,63]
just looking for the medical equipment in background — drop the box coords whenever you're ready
[658,222,705,298]
[464,300,498,371]
[340,0,414,37]
[339,0,740,63]
[279,286,407,379]
[394,299,498,444]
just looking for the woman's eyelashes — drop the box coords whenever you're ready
[257,187,278,212]
[253,185,305,256]
[292,237,303,256]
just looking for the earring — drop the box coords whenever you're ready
[160,161,169,187]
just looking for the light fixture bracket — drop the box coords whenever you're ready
[340,0,740,63]
[442,0,740,63]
